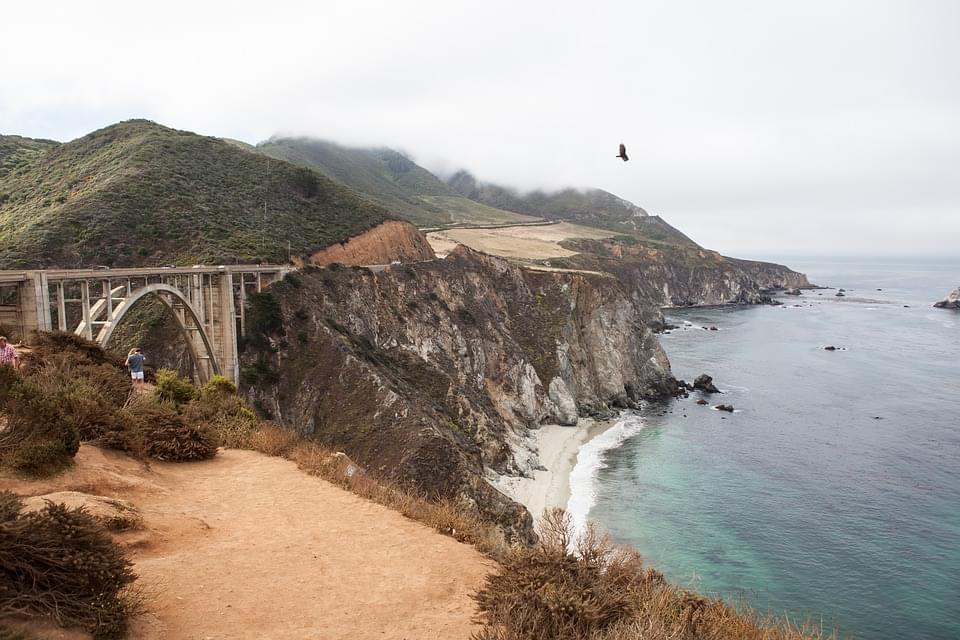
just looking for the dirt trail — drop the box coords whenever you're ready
[1,446,494,639]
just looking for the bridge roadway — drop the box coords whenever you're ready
[0,265,291,384]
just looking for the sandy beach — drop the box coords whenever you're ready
[491,419,614,525]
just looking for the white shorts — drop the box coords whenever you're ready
[131,371,144,381]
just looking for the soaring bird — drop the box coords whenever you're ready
[616,143,629,162]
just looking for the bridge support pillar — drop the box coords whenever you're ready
[217,273,240,384]
[18,272,52,337]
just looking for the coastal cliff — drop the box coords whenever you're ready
[557,238,810,309]
[239,246,675,541]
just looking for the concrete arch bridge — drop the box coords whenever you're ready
[0,265,291,383]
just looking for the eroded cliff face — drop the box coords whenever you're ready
[240,247,674,541]
[294,220,435,267]
[559,239,811,310]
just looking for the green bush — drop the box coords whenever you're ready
[245,291,284,350]
[201,374,237,396]
[133,403,217,462]
[184,376,258,448]
[0,491,138,639]
[154,368,198,406]
[240,359,281,386]
[0,380,80,476]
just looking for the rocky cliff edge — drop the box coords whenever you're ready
[240,246,675,542]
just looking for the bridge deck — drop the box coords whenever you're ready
[38,264,286,279]
[0,272,29,284]
[0,264,292,383]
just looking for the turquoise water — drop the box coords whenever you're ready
[584,258,960,639]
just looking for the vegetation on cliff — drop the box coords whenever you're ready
[0,135,58,180]
[0,120,389,268]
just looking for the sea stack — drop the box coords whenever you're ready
[933,287,960,309]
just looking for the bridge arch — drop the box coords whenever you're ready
[94,283,222,382]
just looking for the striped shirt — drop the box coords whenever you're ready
[0,344,16,365]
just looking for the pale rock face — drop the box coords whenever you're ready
[933,287,960,309]
[548,377,579,426]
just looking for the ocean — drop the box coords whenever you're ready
[569,257,960,640]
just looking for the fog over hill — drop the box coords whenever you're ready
[4,2,956,257]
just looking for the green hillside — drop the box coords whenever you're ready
[446,170,697,246]
[258,138,537,227]
[0,121,389,268]
[0,135,59,179]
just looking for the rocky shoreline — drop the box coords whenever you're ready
[238,240,811,542]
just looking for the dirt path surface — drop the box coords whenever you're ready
[1,446,494,639]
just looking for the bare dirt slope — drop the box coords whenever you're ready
[296,220,436,267]
[1,446,493,639]
[427,221,613,260]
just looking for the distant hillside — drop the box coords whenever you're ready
[446,170,697,246]
[257,138,537,227]
[0,135,59,179]
[0,121,389,268]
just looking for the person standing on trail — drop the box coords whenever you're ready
[0,336,19,369]
[126,347,145,385]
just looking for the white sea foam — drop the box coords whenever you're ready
[567,414,646,540]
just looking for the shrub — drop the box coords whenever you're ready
[240,359,280,386]
[0,380,80,476]
[201,375,237,396]
[247,422,298,457]
[473,509,646,640]
[90,407,142,455]
[182,376,257,448]
[0,492,138,639]
[0,623,37,639]
[133,403,217,462]
[473,509,828,640]
[17,334,131,407]
[0,365,17,405]
[23,333,121,369]
[154,368,198,406]
[245,291,283,346]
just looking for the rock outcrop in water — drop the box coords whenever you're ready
[693,374,721,393]
[240,246,675,541]
[933,287,960,309]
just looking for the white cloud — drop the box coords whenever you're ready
[1,0,957,257]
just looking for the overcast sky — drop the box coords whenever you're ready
[2,1,957,258]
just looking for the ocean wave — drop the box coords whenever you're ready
[567,414,646,540]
